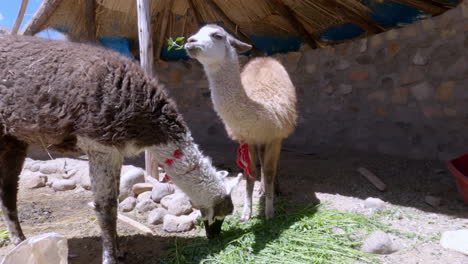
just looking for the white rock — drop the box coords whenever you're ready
[63,169,77,179]
[160,193,176,209]
[0,233,68,264]
[52,179,76,191]
[39,160,65,175]
[26,174,48,189]
[137,191,152,203]
[440,230,468,255]
[119,197,136,212]
[30,163,41,172]
[147,208,168,225]
[151,182,175,202]
[168,193,192,216]
[187,209,201,224]
[132,183,153,195]
[364,197,386,210]
[119,166,145,201]
[425,196,441,207]
[136,199,158,213]
[163,215,194,233]
[361,230,398,254]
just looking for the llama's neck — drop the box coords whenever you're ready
[150,132,226,208]
[203,54,248,104]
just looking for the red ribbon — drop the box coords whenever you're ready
[236,143,254,180]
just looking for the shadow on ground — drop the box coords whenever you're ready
[68,203,319,264]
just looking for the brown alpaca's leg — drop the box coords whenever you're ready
[0,136,28,245]
[87,150,123,264]
[241,144,258,222]
[263,139,282,219]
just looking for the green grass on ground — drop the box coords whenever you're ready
[160,202,390,264]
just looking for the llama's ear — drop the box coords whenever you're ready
[229,37,252,53]
[217,170,229,179]
[225,173,242,195]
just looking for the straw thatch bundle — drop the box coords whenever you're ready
[21,0,459,59]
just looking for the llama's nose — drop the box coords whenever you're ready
[187,37,197,43]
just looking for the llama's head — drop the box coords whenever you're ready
[200,171,242,239]
[185,24,252,65]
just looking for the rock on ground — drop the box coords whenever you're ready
[119,197,137,212]
[132,183,153,195]
[161,193,192,216]
[361,230,398,254]
[163,215,194,232]
[52,179,76,192]
[425,195,442,207]
[137,191,152,203]
[147,208,168,225]
[119,166,145,201]
[364,197,386,210]
[39,159,66,175]
[136,199,158,213]
[151,182,174,202]
[440,230,468,255]
[26,174,48,189]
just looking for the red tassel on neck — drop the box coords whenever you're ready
[236,143,254,180]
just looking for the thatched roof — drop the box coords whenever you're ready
[22,0,461,60]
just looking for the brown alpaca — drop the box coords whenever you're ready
[0,34,241,264]
[185,25,297,220]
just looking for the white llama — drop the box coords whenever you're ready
[185,25,297,220]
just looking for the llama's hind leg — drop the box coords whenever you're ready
[87,150,123,264]
[0,136,28,244]
[262,139,282,219]
[240,144,258,222]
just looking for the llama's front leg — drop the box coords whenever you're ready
[0,136,28,245]
[241,144,258,222]
[87,150,123,264]
[263,139,282,219]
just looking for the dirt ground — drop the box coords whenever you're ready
[0,146,467,264]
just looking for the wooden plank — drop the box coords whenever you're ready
[12,0,29,34]
[88,202,154,235]
[269,0,319,49]
[22,0,64,35]
[137,0,159,179]
[85,0,96,41]
[357,167,387,192]
[393,0,448,15]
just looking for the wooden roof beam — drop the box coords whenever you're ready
[187,0,203,27]
[329,0,384,34]
[392,0,448,15]
[84,0,96,41]
[269,0,319,49]
[22,0,64,35]
[205,0,252,44]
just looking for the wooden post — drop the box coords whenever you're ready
[12,0,29,34]
[137,0,159,180]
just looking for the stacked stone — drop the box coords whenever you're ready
[22,158,200,233]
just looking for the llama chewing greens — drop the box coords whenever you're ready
[0,35,240,264]
[185,25,298,221]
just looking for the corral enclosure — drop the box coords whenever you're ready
[156,5,468,161]
[2,0,468,263]
[23,0,468,161]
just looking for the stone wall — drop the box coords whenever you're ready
[153,2,468,161]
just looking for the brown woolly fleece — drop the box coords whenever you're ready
[0,35,187,153]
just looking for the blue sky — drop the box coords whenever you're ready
[0,0,63,38]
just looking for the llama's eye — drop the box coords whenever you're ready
[212,33,223,40]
